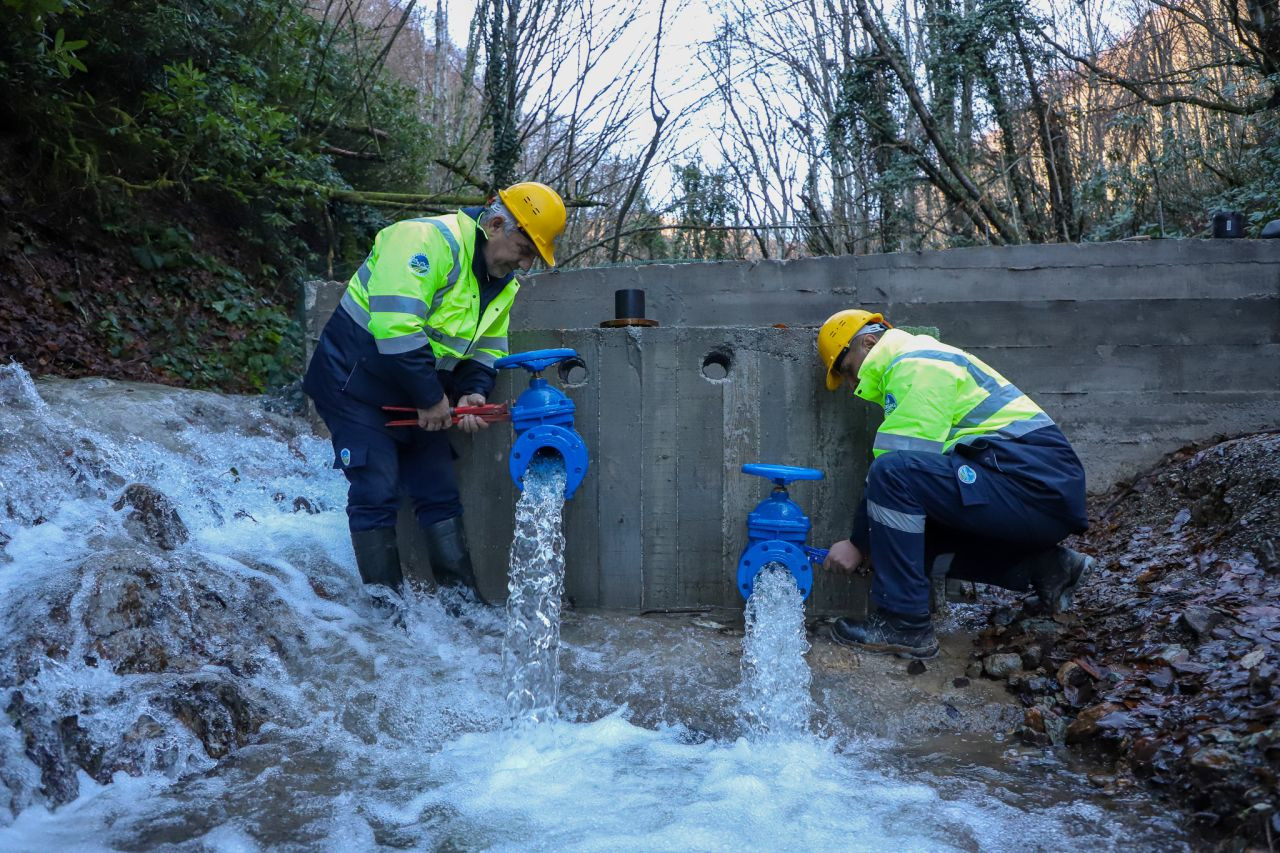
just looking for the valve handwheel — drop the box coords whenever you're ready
[495,348,579,374]
[741,464,824,487]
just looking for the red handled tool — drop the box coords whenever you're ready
[383,403,510,427]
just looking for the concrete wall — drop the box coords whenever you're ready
[518,240,1280,489]
[442,326,878,614]
[304,238,1280,612]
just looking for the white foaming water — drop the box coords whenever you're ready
[0,367,1189,851]
[739,566,813,737]
[502,455,568,724]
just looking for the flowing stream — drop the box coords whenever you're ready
[502,455,568,725]
[0,367,1191,851]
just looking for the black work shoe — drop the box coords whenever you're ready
[830,612,939,660]
[1029,546,1095,615]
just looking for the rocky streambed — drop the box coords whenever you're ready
[966,431,1280,848]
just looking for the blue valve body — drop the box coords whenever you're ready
[746,489,812,544]
[497,349,590,499]
[736,464,825,601]
[510,377,576,431]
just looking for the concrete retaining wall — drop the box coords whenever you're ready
[517,240,1280,490]
[304,239,1280,612]
[444,326,879,614]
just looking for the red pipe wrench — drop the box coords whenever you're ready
[382,403,510,428]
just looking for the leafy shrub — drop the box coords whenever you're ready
[1,0,433,390]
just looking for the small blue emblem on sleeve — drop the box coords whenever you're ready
[408,254,431,276]
[957,464,977,485]
[340,448,352,467]
[884,393,898,415]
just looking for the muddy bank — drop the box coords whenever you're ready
[971,431,1280,846]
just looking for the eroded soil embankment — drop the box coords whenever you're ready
[971,432,1280,845]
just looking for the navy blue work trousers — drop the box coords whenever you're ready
[862,450,1080,617]
[316,401,461,533]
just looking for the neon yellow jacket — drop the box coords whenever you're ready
[340,211,516,371]
[853,329,1054,457]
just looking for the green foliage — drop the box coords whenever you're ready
[1206,109,1280,237]
[0,0,435,391]
[621,195,670,261]
[1,0,88,88]
[832,50,914,250]
[1084,106,1280,241]
[669,159,741,260]
[4,0,82,21]
[105,220,303,391]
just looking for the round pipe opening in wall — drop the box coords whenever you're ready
[701,349,732,382]
[557,356,589,387]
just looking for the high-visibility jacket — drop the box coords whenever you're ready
[848,328,1088,543]
[854,329,1055,458]
[340,211,516,372]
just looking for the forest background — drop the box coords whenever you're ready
[1,0,1276,393]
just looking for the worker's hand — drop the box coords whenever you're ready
[824,539,866,575]
[417,397,452,431]
[455,393,490,434]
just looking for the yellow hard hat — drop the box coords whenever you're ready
[497,181,567,266]
[817,309,890,391]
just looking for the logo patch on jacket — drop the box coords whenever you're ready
[340,448,352,467]
[884,393,898,415]
[408,254,431,276]
[957,464,977,485]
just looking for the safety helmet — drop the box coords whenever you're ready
[817,309,890,391]
[497,181,567,266]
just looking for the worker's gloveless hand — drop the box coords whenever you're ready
[455,393,490,434]
[824,539,866,575]
[417,397,452,431]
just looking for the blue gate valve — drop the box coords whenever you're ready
[495,348,590,499]
[736,463,826,601]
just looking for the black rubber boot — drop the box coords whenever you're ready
[350,527,404,592]
[1027,545,1095,615]
[422,515,490,605]
[830,610,939,660]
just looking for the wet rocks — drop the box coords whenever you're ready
[1065,702,1126,744]
[982,653,1022,679]
[979,431,1280,846]
[112,483,189,550]
[163,676,268,759]
[1024,705,1046,733]
[1179,605,1224,640]
[78,549,291,677]
[1187,746,1237,777]
[0,548,300,812]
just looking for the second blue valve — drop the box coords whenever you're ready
[736,464,829,601]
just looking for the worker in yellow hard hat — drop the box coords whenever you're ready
[816,309,1092,659]
[303,182,568,610]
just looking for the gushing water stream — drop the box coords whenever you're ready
[502,455,568,724]
[0,367,1192,850]
[739,567,813,738]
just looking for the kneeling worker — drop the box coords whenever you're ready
[304,182,568,603]
[817,311,1094,659]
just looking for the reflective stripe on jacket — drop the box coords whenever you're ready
[340,212,516,369]
[854,329,1052,458]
